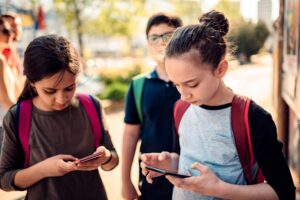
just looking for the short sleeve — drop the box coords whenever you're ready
[0,106,25,191]
[124,82,141,124]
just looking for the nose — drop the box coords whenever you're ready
[55,91,68,105]
[178,87,192,101]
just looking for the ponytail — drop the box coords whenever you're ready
[17,79,37,103]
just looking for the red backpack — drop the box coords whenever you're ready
[17,93,102,168]
[173,95,265,184]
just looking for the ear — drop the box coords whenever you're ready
[214,59,228,78]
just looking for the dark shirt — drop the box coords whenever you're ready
[124,70,180,200]
[0,96,116,200]
[125,70,180,153]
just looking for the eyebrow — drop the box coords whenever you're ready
[43,83,75,90]
[183,78,198,84]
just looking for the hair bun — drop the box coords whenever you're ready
[198,10,229,36]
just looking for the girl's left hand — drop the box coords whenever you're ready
[76,146,111,171]
[166,162,224,197]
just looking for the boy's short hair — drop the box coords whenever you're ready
[146,13,182,36]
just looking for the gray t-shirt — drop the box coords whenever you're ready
[173,104,247,200]
[0,96,116,200]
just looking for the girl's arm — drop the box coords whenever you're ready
[166,162,279,200]
[14,154,78,189]
[0,56,15,109]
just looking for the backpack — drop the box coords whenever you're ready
[173,95,265,184]
[17,93,102,168]
[132,73,147,123]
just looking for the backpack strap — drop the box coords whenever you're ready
[18,94,102,168]
[173,100,190,135]
[77,94,102,148]
[132,74,147,123]
[231,95,264,184]
[18,99,33,168]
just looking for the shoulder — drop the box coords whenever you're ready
[248,100,273,125]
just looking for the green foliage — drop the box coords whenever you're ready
[97,64,142,101]
[228,21,270,62]
[86,0,146,38]
[98,82,128,101]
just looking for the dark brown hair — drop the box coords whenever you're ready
[18,35,81,102]
[165,10,229,69]
[146,13,183,37]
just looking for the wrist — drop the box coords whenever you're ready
[101,151,112,165]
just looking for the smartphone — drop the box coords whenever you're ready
[145,166,191,178]
[75,152,103,164]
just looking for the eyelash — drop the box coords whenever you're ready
[44,87,74,95]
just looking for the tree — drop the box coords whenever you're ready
[228,20,269,63]
[54,0,97,56]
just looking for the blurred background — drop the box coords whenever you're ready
[0,0,300,199]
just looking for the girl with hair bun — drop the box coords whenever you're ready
[141,10,295,200]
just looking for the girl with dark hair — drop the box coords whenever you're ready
[0,35,119,200]
[141,11,295,200]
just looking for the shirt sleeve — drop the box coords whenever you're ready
[249,101,295,200]
[124,82,141,124]
[0,106,25,191]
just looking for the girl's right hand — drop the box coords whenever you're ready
[39,154,78,177]
[140,151,179,184]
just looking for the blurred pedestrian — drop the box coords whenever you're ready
[0,35,119,200]
[0,18,22,146]
[1,11,23,76]
[121,13,182,200]
[141,10,295,200]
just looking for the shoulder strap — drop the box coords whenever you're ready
[18,95,103,168]
[173,100,190,135]
[231,95,264,184]
[18,99,33,168]
[132,74,147,123]
[77,94,102,148]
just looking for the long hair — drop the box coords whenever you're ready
[18,35,81,102]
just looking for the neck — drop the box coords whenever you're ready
[155,62,169,81]
[205,81,234,106]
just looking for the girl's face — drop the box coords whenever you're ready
[165,53,227,106]
[147,23,177,63]
[32,70,77,111]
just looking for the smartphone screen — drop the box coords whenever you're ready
[75,152,103,164]
[145,166,191,178]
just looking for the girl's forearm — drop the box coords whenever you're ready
[101,151,119,171]
[14,163,47,189]
[216,181,279,200]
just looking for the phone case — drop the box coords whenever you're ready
[78,152,103,163]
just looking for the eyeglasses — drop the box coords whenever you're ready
[148,32,174,45]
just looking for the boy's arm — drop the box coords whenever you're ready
[121,124,140,199]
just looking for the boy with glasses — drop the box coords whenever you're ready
[121,13,182,200]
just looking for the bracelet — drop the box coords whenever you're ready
[101,151,112,165]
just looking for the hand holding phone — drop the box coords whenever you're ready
[74,152,103,164]
[145,166,191,178]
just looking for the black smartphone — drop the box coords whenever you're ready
[145,166,191,178]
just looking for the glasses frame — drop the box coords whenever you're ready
[147,31,174,45]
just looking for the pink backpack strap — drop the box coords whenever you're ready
[77,94,102,148]
[232,95,264,184]
[19,99,33,168]
[173,100,190,135]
